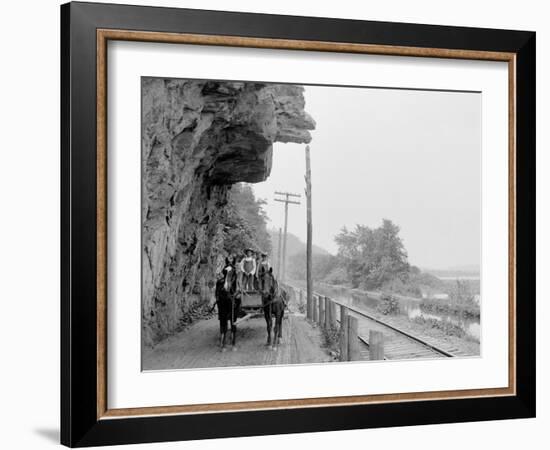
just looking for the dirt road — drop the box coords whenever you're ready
[142,311,333,370]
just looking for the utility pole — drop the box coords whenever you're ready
[305,145,313,313]
[274,191,301,282]
[277,227,283,277]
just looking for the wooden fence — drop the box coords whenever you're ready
[286,285,384,361]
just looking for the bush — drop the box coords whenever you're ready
[420,296,479,319]
[178,298,215,330]
[412,316,465,338]
[322,325,340,353]
[378,293,400,315]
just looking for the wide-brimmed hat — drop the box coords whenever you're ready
[244,247,255,254]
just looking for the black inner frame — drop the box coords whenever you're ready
[61,2,535,447]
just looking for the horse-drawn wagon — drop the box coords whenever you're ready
[239,290,263,313]
[216,268,287,351]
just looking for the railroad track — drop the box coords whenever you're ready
[285,283,462,361]
[336,302,456,360]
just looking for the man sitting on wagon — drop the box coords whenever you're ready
[256,251,271,278]
[239,248,257,292]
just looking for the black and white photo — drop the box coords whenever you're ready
[141,77,481,370]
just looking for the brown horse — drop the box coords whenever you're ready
[214,265,240,351]
[259,268,287,350]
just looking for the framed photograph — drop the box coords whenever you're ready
[61,1,535,447]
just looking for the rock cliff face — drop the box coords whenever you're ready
[142,79,315,345]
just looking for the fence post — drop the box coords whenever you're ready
[313,296,319,323]
[347,316,360,361]
[330,300,337,328]
[369,330,385,360]
[339,305,348,361]
[324,297,331,329]
[319,296,325,326]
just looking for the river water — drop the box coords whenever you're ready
[307,282,480,342]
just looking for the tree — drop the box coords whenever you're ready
[222,183,272,257]
[335,219,409,289]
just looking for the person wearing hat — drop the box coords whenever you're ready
[256,251,271,278]
[239,248,256,291]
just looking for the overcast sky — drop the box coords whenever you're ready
[252,85,481,270]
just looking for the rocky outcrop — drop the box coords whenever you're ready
[142,79,315,346]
